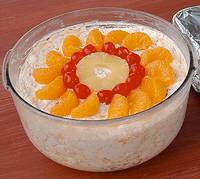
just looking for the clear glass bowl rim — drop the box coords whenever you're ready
[4,7,195,126]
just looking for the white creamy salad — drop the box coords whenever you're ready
[17,21,188,120]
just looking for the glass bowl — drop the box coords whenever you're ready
[2,7,196,172]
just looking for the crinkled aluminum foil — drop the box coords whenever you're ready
[173,6,200,92]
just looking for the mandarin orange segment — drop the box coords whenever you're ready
[50,90,79,116]
[127,89,151,114]
[61,89,75,100]
[140,46,173,66]
[121,32,152,51]
[86,30,104,51]
[32,68,62,84]
[46,50,70,68]
[62,35,81,56]
[35,76,66,100]
[139,77,167,105]
[146,60,175,86]
[62,45,82,57]
[107,94,129,119]
[62,35,81,48]
[71,93,99,118]
[104,30,129,45]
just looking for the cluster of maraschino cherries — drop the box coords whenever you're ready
[61,42,145,104]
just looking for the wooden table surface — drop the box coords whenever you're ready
[1,0,200,178]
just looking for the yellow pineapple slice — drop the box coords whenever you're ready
[50,90,79,116]
[86,30,104,51]
[71,93,99,118]
[104,30,129,45]
[127,89,151,114]
[32,68,62,84]
[145,60,175,86]
[76,52,129,91]
[140,46,173,66]
[139,77,167,105]
[108,94,129,119]
[46,50,70,69]
[121,32,152,51]
[35,76,66,100]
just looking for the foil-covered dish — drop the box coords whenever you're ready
[173,5,200,92]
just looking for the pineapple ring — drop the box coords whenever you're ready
[76,52,129,91]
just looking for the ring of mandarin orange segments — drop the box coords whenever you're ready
[33,30,175,118]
